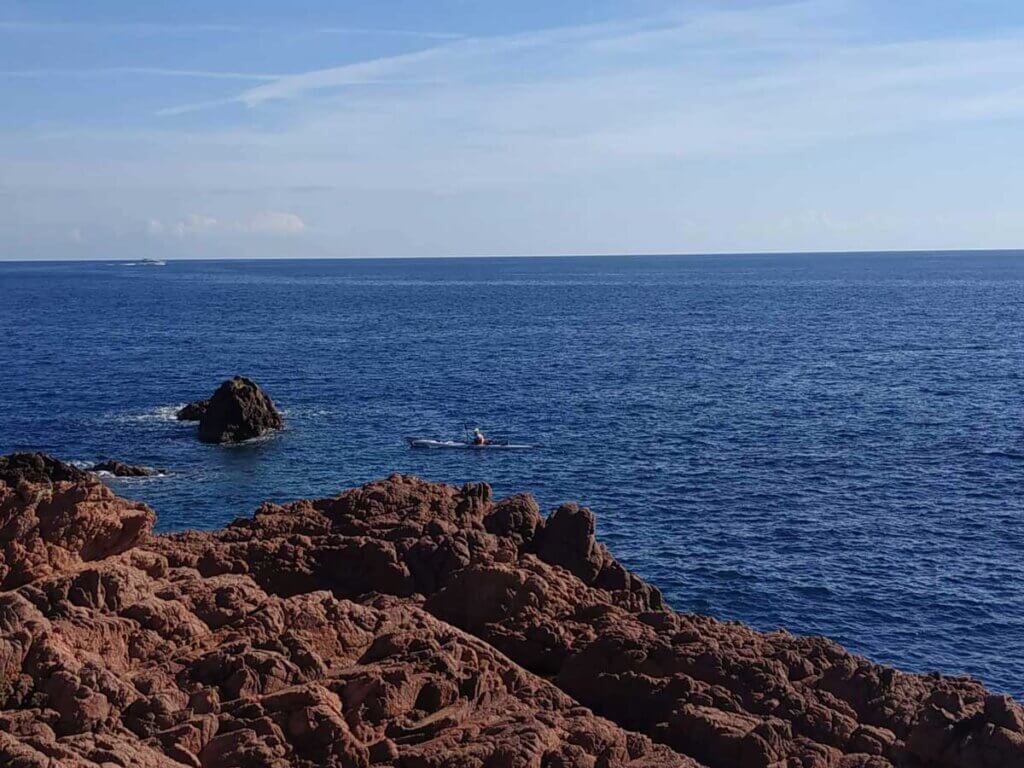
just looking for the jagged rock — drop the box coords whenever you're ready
[90,460,163,477]
[534,502,605,582]
[1,457,1021,768]
[0,455,155,590]
[194,377,284,443]
[176,400,209,421]
[0,452,90,485]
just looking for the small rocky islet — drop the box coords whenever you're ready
[177,376,284,444]
[32,377,285,485]
[0,450,1021,767]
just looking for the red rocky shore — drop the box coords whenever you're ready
[0,453,1021,768]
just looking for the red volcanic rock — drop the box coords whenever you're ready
[0,455,155,590]
[1,460,1022,768]
[195,376,284,443]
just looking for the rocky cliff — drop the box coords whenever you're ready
[0,455,1021,767]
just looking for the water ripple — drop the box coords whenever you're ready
[1,252,1022,698]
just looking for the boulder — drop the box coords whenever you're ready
[90,460,164,477]
[175,400,209,421]
[193,377,284,444]
[0,452,90,485]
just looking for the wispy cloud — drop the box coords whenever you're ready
[148,211,306,237]
[164,0,1024,156]
[237,16,667,107]
[6,0,1024,258]
[18,1,1024,166]
[152,17,647,114]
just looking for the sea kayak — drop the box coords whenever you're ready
[405,437,534,450]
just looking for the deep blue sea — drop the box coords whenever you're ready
[1,253,1022,697]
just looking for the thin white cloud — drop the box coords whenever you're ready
[148,212,306,238]
[238,211,306,235]
[161,0,1024,134]
[236,48,448,106]
[198,4,1024,165]
[159,15,661,112]
[6,1,1024,257]
[171,214,219,237]
[19,2,1024,166]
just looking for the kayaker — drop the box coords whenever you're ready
[472,427,487,445]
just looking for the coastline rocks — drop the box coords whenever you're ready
[1,458,1022,768]
[90,459,164,477]
[175,399,209,421]
[0,452,90,485]
[194,377,284,443]
[0,455,155,589]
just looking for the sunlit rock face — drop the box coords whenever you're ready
[1,457,1021,767]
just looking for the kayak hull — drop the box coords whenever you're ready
[405,437,533,450]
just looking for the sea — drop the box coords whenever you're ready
[1,252,1022,698]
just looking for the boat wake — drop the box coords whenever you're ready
[405,436,535,450]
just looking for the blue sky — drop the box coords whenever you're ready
[3,0,1024,259]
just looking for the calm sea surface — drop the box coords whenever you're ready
[1,253,1022,697]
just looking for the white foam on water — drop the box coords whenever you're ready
[105,405,189,425]
[278,407,334,418]
[214,429,284,448]
[96,471,172,480]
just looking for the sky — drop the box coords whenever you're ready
[3,0,1024,260]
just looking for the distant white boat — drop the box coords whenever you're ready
[139,259,166,266]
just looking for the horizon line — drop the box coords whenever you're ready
[3,247,1024,264]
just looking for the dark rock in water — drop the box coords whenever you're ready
[90,459,163,477]
[0,452,90,485]
[1,463,1021,767]
[176,399,209,421]
[197,376,284,443]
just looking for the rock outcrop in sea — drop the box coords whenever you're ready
[90,459,164,477]
[175,400,209,422]
[1,454,1021,767]
[0,452,90,485]
[179,376,284,443]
